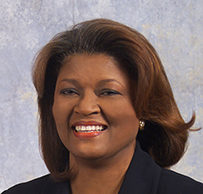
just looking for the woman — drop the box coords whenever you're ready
[2,19,203,194]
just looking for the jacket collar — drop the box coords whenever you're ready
[42,178,70,194]
[118,142,161,194]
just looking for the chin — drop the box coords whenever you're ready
[70,147,108,161]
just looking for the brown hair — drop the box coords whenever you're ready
[32,18,195,181]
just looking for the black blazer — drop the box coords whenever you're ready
[2,143,203,194]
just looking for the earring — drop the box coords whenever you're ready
[139,120,145,131]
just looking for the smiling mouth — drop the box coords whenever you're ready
[73,125,107,133]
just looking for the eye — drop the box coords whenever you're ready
[60,88,79,96]
[100,89,121,96]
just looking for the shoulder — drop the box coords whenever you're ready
[158,168,203,194]
[1,175,54,194]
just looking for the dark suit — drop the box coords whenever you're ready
[2,143,203,194]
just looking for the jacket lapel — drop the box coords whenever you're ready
[41,178,70,194]
[118,142,161,194]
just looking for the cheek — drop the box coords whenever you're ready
[52,100,74,147]
[52,99,73,128]
[117,110,139,134]
[103,100,139,132]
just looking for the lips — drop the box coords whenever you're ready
[71,121,107,138]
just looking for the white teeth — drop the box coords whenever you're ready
[75,125,105,132]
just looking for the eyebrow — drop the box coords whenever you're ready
[59,79,80,87]
[59,78,124,88]
[97,79,124,88]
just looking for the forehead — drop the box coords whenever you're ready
[62,54,119,71]
[57,54,130,83]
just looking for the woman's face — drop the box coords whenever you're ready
[52,54,139,161]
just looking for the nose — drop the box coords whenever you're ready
[74,91,100,116]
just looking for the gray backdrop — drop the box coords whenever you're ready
[0,0,203,192]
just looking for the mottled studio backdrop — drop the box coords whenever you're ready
[0,0,203,192]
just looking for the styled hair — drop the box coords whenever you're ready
[32,18,195,181]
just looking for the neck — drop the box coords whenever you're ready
[70,141,136,194]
